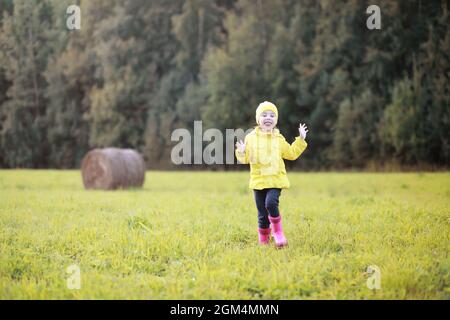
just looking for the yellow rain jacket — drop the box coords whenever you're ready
[236,127,307,190]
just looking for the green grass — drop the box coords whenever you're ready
[0,170,449,299]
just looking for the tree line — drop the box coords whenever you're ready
[0,0,448,169]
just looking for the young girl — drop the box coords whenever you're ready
[235,101,308,248]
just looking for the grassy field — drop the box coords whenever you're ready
[0,170,448,299]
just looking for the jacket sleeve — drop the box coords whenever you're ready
[235,135,250,164]
[281,136,307,160]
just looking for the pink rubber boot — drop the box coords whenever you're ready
[268,215,287,248]
[258,228,271,245]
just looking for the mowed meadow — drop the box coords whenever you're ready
[0,170,448,299]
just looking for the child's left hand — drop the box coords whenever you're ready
[299,123,308,140]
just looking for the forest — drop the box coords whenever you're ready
[0,0,448,169]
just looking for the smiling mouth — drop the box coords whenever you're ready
[263,121,273,125]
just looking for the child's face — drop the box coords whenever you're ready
[259,111,277,131]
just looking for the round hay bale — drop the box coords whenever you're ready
[81,148,145,190]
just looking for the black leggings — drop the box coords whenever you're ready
[253,188,281,229]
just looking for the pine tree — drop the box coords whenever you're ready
[0,0,54,167]
[144,0,231,167]
[0,0,13,166]
[44,0,104,167]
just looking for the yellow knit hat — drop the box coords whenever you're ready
[255,101,278,124]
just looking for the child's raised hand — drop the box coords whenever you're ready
[235,140,246,153]
[299,123,308,140]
